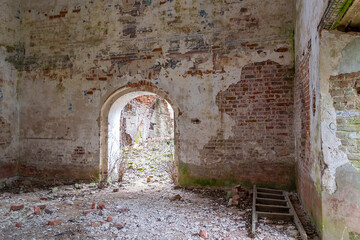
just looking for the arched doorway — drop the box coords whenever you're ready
[99,85,179,183]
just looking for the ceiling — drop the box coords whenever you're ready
[337,0,360,31]
[320,0,360,32]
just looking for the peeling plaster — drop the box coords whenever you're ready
[338,37,360,74]
[320,31,360,194]
[1,0,296,185]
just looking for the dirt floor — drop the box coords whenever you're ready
[0,139,319,240]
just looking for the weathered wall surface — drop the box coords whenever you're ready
[319,30,360,240]
[296,1,360,238]
[294,0,327,230]
[0,0,21,181]
[198,60,295,188]
[6,0,296,186]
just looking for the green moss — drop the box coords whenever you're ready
[178,161,237,186]
[288,29,295,66]
[174,0,181,13]
[92,171,100,181]
[177,161,296,190]
[134,130,142,143]
[348,117,360,125]
[309,209,323,234]
[6,45,15,53]
[178,175,295,190]
[315,177,321,194]
[314,164,322,194]
[331,0,354,29]
[321,214,346,239]
[179,176,238,187]
[350,231,360,240]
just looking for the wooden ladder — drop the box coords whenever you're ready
[252,185,307,240]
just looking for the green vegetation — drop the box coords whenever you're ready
[331,0,354,29]
[178,160,296,190]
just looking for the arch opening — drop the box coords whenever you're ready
[100,87,179,184]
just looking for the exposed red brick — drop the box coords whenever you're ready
[48,220,61,226]
[200,60,294,187]
[97,203,105,210]
[275,47,289,52]
[295,50,311,186]
[0,163,17,179]
[90,221,104,227]
[200,230,207,239]
[329,72,360,166]
[10,205,24,211]
[83,209,97,215]
[33,207,41,215]
[152,48,162,52]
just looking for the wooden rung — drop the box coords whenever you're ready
[257,192,285,200]
[257,187,284,195]
[256,204,290,213]
[256,211,294,220]
[256,197,288,206]
[284,193,308,240]
[252,185,257,235]
[252,185,309,239]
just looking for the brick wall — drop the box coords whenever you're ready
[295,49,311,190]
[199,60,295,189]
[132,95,157,108]
[10,0,295,183]
[294,47,322,225]
[329,72,360,170]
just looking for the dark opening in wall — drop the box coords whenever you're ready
[355,80,360,95]
[313,89,316,117]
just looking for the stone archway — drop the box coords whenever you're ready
[99,85,179,182]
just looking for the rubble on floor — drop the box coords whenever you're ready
[0,139,319,239]
[119,137,176,184]
[0,180,320,240]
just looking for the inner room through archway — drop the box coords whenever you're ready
[106,92,175,186]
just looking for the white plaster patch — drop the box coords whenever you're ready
[336,111,360,118]
[338,38,360,74]
[320,95,349,194]
[349,133,360,139]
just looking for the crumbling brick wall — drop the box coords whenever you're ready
[329,72,360,170]
[294,49,311,195]
[199,60,295,188]
[3,0,295,184]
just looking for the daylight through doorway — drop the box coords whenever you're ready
[107,94,175,185]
